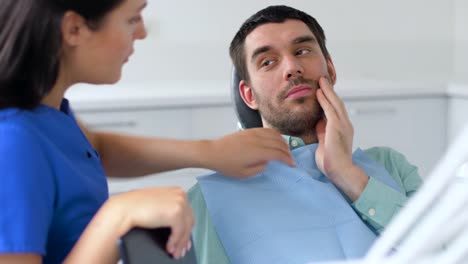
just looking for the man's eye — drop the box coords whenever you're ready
[296,49,311,55]
[261,60,274,67]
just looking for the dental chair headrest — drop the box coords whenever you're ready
[231,68,263,129]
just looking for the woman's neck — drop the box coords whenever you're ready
[41,65,73,109]
[41,87,66,109]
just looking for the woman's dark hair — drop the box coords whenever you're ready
[0,0,125,109]
[229,5,330,83]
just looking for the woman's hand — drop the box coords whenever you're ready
[111,187,194,259]
[206,128,295,178]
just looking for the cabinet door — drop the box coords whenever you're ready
[76,108,191,138]
[345,97,447,177]
[190,105,238,139]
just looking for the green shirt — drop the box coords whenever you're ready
[188,137,422,264]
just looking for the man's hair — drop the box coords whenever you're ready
[229,5,330,83]
[0,0,125,109]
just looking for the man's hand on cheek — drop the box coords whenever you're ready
[314,77,368,201]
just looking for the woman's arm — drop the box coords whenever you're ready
[64,187,193,263]
[0,255,41,264]
[79,121,294,178]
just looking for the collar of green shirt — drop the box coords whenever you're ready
[282,135,306,150]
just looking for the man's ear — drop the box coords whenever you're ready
[239,80,259,110]
[326,57,337,85]
[61,11,91,47]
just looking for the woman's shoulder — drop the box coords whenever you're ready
[0,108,42,140]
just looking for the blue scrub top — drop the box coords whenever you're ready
[0,99,108,263]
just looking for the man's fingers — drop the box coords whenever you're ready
[318,77,350,121]
[316,87,338,121]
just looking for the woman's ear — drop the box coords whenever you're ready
[239,80,259,110]
[61,11,90,47]
[326,56,337,85]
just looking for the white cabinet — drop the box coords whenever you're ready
[189,106,238,139]
[77,106,238,139]
[78,108,191,138]
[344,97,447,177]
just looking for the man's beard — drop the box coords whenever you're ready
[254,77,323,137]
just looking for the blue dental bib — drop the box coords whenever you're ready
[198,144,401,264]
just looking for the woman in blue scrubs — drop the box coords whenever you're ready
[0,0,295,263]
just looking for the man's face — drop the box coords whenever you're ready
[240,19,336,136]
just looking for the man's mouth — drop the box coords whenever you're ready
[285,85,313,99]
[283,78,320,99]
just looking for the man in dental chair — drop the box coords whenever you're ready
[188,5,422,264]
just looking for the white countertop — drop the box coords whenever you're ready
[66,80,465,111]
[66,81,232,111]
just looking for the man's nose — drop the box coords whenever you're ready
[283,56,304,80]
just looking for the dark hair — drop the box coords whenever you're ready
[0,0,125,109]
[229,5,330,83]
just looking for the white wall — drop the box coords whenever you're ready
[453,0,468,83]
[118,0,454,85]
